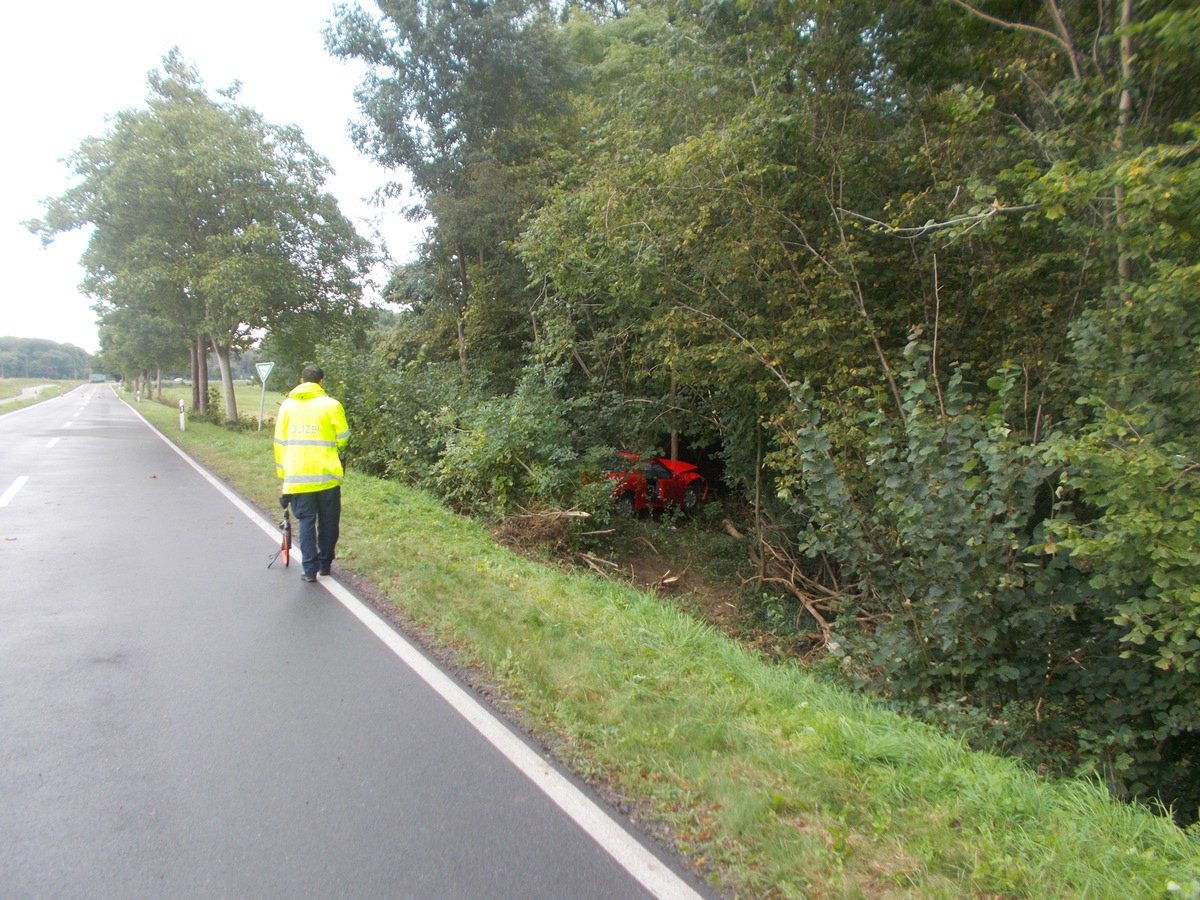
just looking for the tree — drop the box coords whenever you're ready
[92,305,189,398]
[511,0,1200,809]
[29,50,374,420]
[327,0,577,383]
[318,0,1200,808]
[0,337,92,379]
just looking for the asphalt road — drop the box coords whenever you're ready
[0,385,709,900]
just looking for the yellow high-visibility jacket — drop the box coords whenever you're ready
[273,382,350,494]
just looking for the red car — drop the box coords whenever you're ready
[606,451,708,516]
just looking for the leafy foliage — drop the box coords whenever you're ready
[30,50,373,417]
[1046,415,1200,677]
[430,364,591,513]
[0,337,92,379]
[778,345,1200,812]
[328,0,1200,815]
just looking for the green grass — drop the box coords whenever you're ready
[128,391,1200,898]
[0,378,85,410]
[145,380,289,425]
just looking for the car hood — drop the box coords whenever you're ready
[653,457,701,477]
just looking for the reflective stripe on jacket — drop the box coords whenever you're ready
[273,382,350,494]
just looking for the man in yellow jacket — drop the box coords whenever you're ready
[274,364,350,582]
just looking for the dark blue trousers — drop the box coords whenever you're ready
[290,487,341,577]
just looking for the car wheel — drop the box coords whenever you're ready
[682,484,701,512]
[616,491,636,518]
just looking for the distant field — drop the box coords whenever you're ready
[0,379,84,410]
[140,381,290,426]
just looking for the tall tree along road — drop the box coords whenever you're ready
[0,386,708,899]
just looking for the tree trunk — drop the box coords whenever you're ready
[213,341,239,422]
[190,340,201,411]
[670,370,679,461]
[198,334,210,416]
[756,424,766,582]
[1113,0,1134,302]
[455,249,470,379]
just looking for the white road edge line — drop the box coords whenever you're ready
[121,388,704,900]
[0,476,29,508]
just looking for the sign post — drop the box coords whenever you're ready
[255,362,275,432]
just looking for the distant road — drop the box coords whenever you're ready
[0,386,709,899]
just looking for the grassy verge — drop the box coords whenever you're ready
[132,393,1200,898]
[0,379,85,410]
[144,381,289,425]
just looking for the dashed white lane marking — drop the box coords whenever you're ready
[47,437,60,449]
[125,395,704,900]
[0,476,29,508]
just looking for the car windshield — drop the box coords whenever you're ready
[600,452,633,474]
[644,460,672,479]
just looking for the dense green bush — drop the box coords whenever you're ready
[775,342,1200,817]
[1043,411,1200,818]
[1046,412,1200,677]
[327,316,1200,815]
[430,365,587,513]
[325,334,620,516]
[312,0,1200,821]
[319,335,465,481]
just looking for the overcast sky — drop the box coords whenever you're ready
[1,0,420,354]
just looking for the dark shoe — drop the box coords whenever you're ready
[301,573,317,583]
[318,566,331,576]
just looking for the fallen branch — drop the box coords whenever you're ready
[580,556,613,577]
[635,536,660,555]
[758,576,833,643]
[510,508,591,520]
[580,552,620,570]
[755,541,842,600]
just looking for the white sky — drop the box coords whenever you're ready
[1,0,421,354]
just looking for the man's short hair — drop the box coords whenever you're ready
[301,364,324,384]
